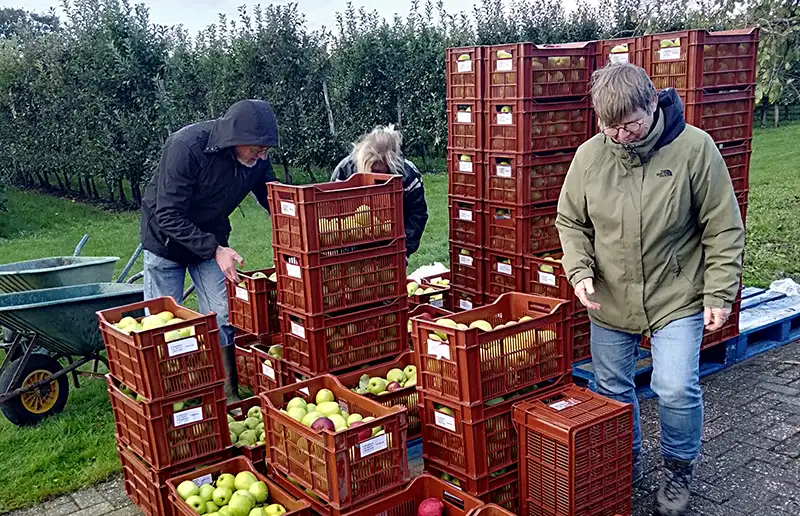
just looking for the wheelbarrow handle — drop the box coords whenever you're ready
[117,244,143,283]
[73,234,90,257]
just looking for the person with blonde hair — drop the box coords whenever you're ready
[331,125,429,258]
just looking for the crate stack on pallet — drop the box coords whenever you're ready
[411,292,573,513]
[98,297,233,516]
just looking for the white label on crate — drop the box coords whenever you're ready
[496,164,512,178]
[427,339,451,361]
[192,474,213,488]
[458,209,473,222]
[457,60,473,73]
[497,263,513,275]
[434,411,457,432]
[286,263,302,279]
[235,287,249,301]
[262,362,276,380]
[290,321,306,339]
[549,398,581,411]
[496,59,513,71]
[173,407,204,427]
[459,254,474,267]
[167,337,199,358]
[456,112,472,124]
[539,271,557,287]
[659,47,681,61]
[280,201,297,217]
[359,434,389,457]
[610,53,629,64]
[459,299,473,310]
[497,113,513,126]
[431,298,444,308]
[458,161,474,173]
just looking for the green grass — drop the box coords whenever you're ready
[0,124,796,512]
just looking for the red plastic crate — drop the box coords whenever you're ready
[260,375,409,511]
[425,463,521,515]
[684,87,755,143]
[225,267,280,337]
[448,149,484,200]
[409,304,453,350]
[486,42,595,100]
[472,503,517,516]
[485,151,573,206]
[514,385,634,516]
[596,37,644,69]
[234,337,257,391]
[486,99,593,154]
[524,253,585,315]
[571,313,591,363]
[485,251,526,299]
[719,139,751,193]
[450,287,486,313]
[267,173,404,254]
[252,339,284,393]
[279,297,409,376]
[226,397,267,469]
[449,197,485,248]
[486,203,560,256]
[739,190,748,225]
[449,244,486,294]
[642,28,759,92]
[446,46,484,100]
[98,296,223,401]
[408,278,451,311]
[448,100,484,151]
[108,376,231,470]
[411,293,569,405]
[167,457,311,516]
[641,300,740,351]
[275,238,406,316]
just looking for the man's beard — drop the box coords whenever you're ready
[237,157,258,168]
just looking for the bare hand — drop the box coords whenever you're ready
[704,307,731,331]
[575,278,601,310]
[215,246,244,283]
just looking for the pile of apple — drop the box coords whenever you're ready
[279,389,383,440]
[227,405,265,448]
[536,254,563,274]
[175,471,284,516]
[316,204,392,246]
[235,271,277,289]
[351,365,417,396]
[406,280,448,298]
[113,311,195,343]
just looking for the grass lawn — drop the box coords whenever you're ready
[0,125,797,512]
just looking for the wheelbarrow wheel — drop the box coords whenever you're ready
[0,354,69,426]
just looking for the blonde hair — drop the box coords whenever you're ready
[590,63,657,127]
[352,124,405,175]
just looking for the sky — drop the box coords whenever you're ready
[12,0,583,35]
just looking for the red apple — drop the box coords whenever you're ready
[386,382,402,392]
[349,421,372,441]
[310,417,335,432]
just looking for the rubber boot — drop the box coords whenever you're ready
[221,345,240,401]
[654,458,694,516]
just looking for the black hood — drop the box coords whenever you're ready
[654,88,686,150]
[204,99,280,152]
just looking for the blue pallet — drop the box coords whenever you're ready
[572,287,800,398]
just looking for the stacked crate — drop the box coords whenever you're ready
[98,297,232,516]
[411,292,572,512]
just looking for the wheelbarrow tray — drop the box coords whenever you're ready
[0,283,143,356]
[0,256,120,293]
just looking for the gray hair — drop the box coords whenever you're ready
[590,63,657,127]
[352,124,405,175]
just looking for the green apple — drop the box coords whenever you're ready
[237,430,257,447]
[305,403,317,413]
[216,474,236,491]
[367,377,387,395]
[301,411,323,427]
[287,406,307,422]
[229,421,246,437]
[206,502,220,514]
[437,406,455,417]
[500,106,512,113]
[212,486,233,506]
[235,490,256,505]
[403,365,417,379]
[248,480,268,503]
[328,414,348,431]
[315,389,335,404]
[251,272,268,280]
[268,345,283,359]
[386,369,406,384]
[255,422,265,435]
[244,417,260,430]
[227,414,235,424]
[185,495,206,514]
[347,413,363,426]
[177,480,200,500]
[230,431,237,443]
[199,484,215,502]
[228,492,254,516]
[317,401,341,417]
[247,406,263,420]
[265,504,287,516]
[457,53,470,61]
[207,513,221,516]
[286,397,307,411]
[234,471,258,491]
[249,509,267,516]
[219,508,233,516]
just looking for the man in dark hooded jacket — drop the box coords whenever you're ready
[140,99,280,399]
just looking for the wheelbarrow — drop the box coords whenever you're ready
[0,283,143,425]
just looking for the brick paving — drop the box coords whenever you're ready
[6,340,800,516]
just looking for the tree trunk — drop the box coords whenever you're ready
[280,153,292,185]
[322,79,336,137]
[118,179,127,203]
[775,104,780,128]
[36,172,47,189]
[77,174,85,195]
[397,96,403,127]
[303,164,319,183]
[90,177,99,199]
[760,100,768,128]
[132,181,142,206]
[106,179,115,202]
[54,173,65,192]
[42,171,51,189]
[63,172,71,193]
[420,143,430,174]
[784,104,790,122]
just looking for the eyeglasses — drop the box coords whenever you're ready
[602,120,645,138]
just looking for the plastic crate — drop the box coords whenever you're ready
[641,301,741,351]
[523,253,584,315]
[486,203,560,256]
[642,28,759,92]
[471,503,517,516]
[116,442,232,516]
[684,87,755,144]
[267,173,404,255]
[234,337,257,391]
[108,376,231,470]
[98,296,223,401]
[446,46,484,100]
[595,37,644,69]
[450,287,486,313]
[485,151,573,206]
[411,293,569,405]
[486,42,595,101]
[252,340,284,393]
[408,279,451,310]
[448,100,484,151]
[739,190,748,225]
[424,463,521,515]
[167,457,311,516]
[448,149,484,200]
[485,252,526,299]
[275,238,406,316]
[571,313,591,363]
[449,244,486,294]
[513,385,634,516]
[486,99,593,154]
[449,197,485,248]
[337,351,421,440]
[226,397,267,469]
[279,297,409,377]
[719,139,751,193]
[226,267,280,337]
[260,375,409,511]
[409,304,453,350]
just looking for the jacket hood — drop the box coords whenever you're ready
[205,99,280,152]
[654,88,686,150]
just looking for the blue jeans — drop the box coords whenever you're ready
[143,250,235,347]
[590,313,704,462]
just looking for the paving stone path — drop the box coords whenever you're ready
[7,340,800,516]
